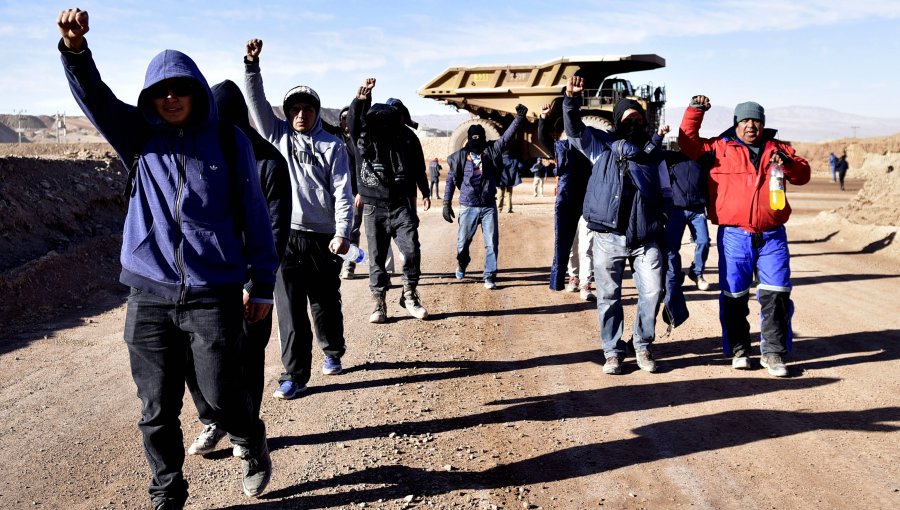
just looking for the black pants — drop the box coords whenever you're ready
[187,310,272,426]
[123,289,265,506]
[274,230,346,386]
[342,202,364,274]
[363,201,421,295]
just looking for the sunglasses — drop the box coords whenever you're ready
[148,80,194,99]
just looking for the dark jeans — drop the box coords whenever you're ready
[187,311,272,427]
[363,201,421,295]
[430,179,441,199]
[274,230,346,386]
[342,202,364,274]
[550,195,583,290]
[123,289,265,505]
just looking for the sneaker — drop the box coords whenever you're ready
[579,284,596,302]
[241,440,272,497]
[695,275,710,291]
[187,423,226,455]
[339,267,354,280]
[732,356,751,370]
[272,380,306,400]
[322,355,343,375]
[760,353,788,377]
[635,349,658,373]
[602,356,622,375]
[484,278,496,290]
[565,276,580,293]
[455,266,465,280]
[400,288,429,319]
[233,444,249,458]
[369,294,387,324]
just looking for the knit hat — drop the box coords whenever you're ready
[613,99,646,128]
[734,101,765,125]
[282,85,321,114]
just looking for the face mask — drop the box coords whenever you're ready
[617,122,649,145]
[467,138,487,153]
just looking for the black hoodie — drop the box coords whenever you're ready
[211,80,292,278]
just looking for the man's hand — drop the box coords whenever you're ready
[657,125,671,136]
[245,302,272,324]
[540,104,551,119]
[566,76,584,97]
[515,103,528,118]
[357,77,376,100]
[690,95,711,111]
[423,197,431,211]
[329,236,350,255]
[57,8,89,51]
[354,194,362,209]
[769,152,785,166]
[245,39,263,61]
[442,203,455,223]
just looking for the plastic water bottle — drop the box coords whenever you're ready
[769,162,786,211]
[339,244,368,265]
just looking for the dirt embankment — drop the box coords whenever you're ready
[0,144,126,329]
[794,133,900,179]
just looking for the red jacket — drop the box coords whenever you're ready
[678,107,810,233]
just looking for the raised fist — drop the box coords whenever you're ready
[540,104,551,119]
[566,76,584,97]
[246,39,263,61]
[515,103,528,117]
[57,8,89,51]
[690,95,711,111]
[657,124,671,136]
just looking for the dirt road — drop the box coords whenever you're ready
[1,177,898,510]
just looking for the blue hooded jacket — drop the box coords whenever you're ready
[60,42,278,302]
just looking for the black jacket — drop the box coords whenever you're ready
[211,80,291,291]
[666,151,712,210]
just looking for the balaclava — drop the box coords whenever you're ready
[466,124,487,153]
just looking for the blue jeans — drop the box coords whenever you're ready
[456,204,499,280]
[664,207,710,281]
[123,289,265,505]
[592,232,663,357]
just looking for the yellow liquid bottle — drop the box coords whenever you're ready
[769,162,785,210]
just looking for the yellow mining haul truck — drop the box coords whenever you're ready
[418,55,666,158]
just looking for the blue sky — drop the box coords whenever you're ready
[3,0,900,120]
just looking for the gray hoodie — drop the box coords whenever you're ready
[244,59,352,238]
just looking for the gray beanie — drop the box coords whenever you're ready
[734,101,765,125]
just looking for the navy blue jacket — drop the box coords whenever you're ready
[61,42,278,302]
[445,115,524,207]
[666,151,711,210]
[499,153,523,187]
[537,118,592,204]
[562,95,668,247]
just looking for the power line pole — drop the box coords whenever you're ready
[14,109,26,143]
[850,125,859,138]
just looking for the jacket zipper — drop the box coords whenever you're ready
[175,129,187,304]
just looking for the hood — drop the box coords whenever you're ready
[385,98,418,129]
[612,99,646,129]
[210,79,251,132]
[137,49,214,127]
[365,103,404,140]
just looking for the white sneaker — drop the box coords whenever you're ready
[732,356,751,370]
[579,284,596,302]
[187,423,226,455]
[696,275,710,291]
[400,289,429,320]
[233,444,249,458]
[484,278,496,290]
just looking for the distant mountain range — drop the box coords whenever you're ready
[662,106,900,143]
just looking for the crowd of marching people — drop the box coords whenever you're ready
[57,7,811,508]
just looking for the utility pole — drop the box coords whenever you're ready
[14,109,26,143]
[851,125,859,138]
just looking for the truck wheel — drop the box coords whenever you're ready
[448,119,503,153]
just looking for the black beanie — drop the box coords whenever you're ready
[613,99,646,128]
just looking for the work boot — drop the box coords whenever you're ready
[369,294,387,324]
[760,353,788,377]
[241,437,272,497]
[635,349,658,373]
[400,287,429,319]
[602,356,622,375]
